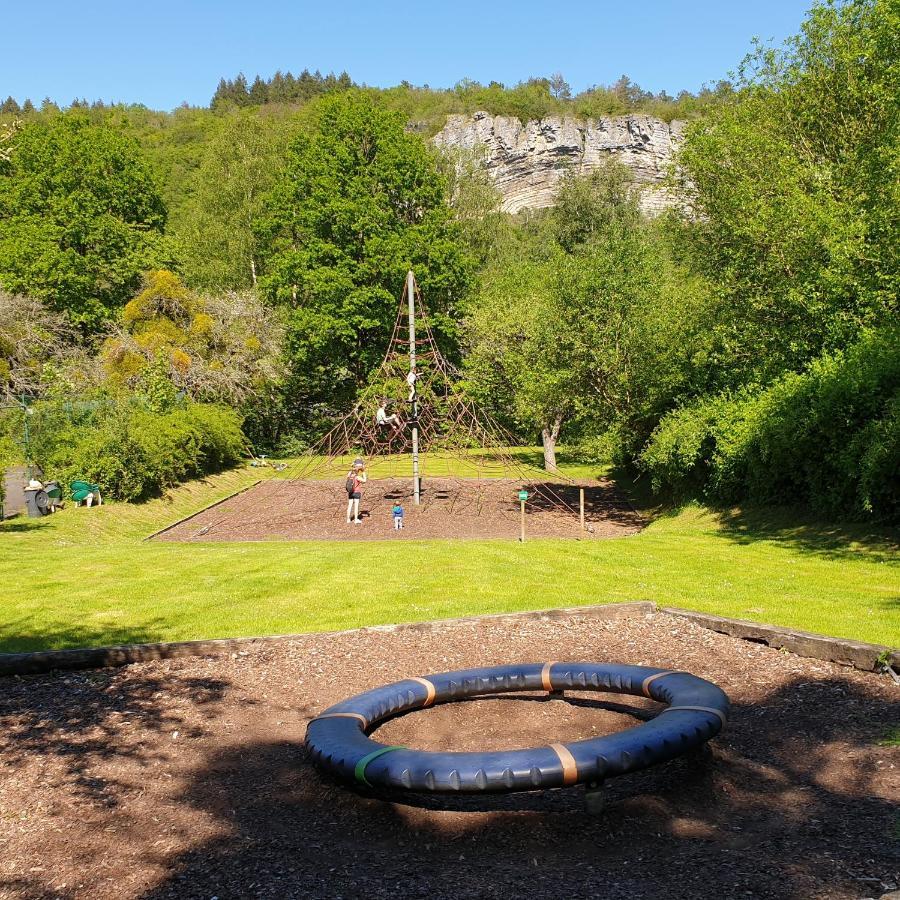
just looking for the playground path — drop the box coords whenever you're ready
[0,611,896,899]
[152,476,644,542]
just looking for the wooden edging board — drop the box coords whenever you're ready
[0,601,655,677]
[1,601,895,678]
[661,607,899,673]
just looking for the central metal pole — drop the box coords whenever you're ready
[407,270,420,505]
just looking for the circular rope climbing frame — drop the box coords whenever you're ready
[196,271,586,538]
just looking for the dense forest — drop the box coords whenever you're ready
[0,0,897,522]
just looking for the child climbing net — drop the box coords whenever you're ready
[197,271,581,536]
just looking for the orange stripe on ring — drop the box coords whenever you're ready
[550,742,578,785]
[541,661,555,692]
[313,712,368,728]
[641,670,677,698]
[410,676,436,707]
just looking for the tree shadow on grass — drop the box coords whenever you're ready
[0,613,174,654]
[131,675,900,900]
[711,504,900,564]
[608,463,900,565]
[0,517,51,533]
[489,447,609,475]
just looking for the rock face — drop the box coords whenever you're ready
[433,111,685,216]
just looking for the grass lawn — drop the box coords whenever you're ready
[1,460,897,653]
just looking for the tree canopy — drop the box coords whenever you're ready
[175,113,292,290]
[255,90,471,420]
[0,116,167,332]
[673,0,898,381]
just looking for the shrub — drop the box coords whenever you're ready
[565,430,622,466]
[638,393,743,500]
[854,394,900,521]
[640,328,900,522]
[31,397,244,502]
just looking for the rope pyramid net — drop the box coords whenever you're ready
[198,272,581,536]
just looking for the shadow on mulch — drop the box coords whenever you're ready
[2,663,897,900]
[152,477,644,543]
[143,682,896,899]
[0,668,229,807]
[137,681,900,897]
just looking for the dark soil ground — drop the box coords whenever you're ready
[1,610,897,899]
[152,477,644,542]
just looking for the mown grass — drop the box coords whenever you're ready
[1,459,897,653]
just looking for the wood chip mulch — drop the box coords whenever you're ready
[152,477,644,542]
[0,611,897,900]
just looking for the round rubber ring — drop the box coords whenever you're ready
[306,662,729,794]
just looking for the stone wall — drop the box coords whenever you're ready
[432,111,684,216]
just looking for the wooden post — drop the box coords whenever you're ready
[520,497,526,543]
[579,487,585,533]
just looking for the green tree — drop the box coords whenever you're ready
[255,90,471,422]
[0,115,167,332]
[465,233,574,471]
[176,112,292,290]
[465,165,711,469]
[673,0,898,381]
[438,144,507,265]
[552,160,642,252]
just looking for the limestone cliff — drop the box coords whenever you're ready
[432,111,684,216]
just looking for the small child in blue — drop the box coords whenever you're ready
[392,502,404,530]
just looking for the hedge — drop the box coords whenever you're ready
[639,328,900,522]
[29,398,245,502]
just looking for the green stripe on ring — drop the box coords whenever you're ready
[354,745,405,786]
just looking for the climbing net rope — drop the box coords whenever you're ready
[200,274,580,535]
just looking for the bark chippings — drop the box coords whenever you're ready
[150,476,644,542]
[1,610,897,899]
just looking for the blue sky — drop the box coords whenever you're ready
[2,1,813,110]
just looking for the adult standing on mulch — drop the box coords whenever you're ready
[345,458,367,525]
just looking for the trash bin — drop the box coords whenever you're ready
[23,487,50,518]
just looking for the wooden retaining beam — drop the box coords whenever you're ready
[661,607,899,673]
[1,601,895,678]
[0,601,655,677]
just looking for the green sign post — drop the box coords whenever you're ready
[518,489,528,542]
